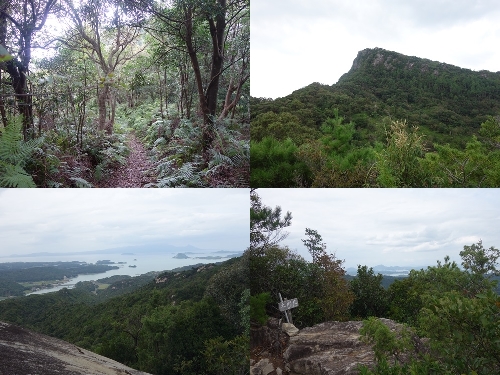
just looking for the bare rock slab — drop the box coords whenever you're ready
[283,320,400,375]
[0,321,151,375]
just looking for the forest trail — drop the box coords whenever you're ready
[99,132,156,188]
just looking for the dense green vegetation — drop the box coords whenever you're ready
[250,192,500,374]
[0,0,249,187]
[0,261,120,296]
[250,191,354,327]
[0,278,28,297]
[0,257,249,375]
[251,48,500,187]
[0,263,118,282]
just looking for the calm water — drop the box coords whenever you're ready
[2,251,237,295]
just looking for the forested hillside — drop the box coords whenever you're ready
[250,191,500,374]
[0,256,249,375]
[0,0,249,188]
[0,261,120,296]
[251,48,500,187]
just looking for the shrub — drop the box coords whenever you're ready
[250,136,310,187]
[250,292,271,326]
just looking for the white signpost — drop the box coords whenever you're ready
[278,293,299,324]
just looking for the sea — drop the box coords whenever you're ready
[1,250,240,295]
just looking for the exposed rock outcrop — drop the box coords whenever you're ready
[251,317,422,375]
[284,318,409,375]
[251,358,276,375]
[251,318,289,375]
[0,321,151,375]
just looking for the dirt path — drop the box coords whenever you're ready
[99,133,156,188]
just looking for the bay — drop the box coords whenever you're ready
[1,251,239,295]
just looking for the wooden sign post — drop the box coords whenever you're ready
[278,293,299,325]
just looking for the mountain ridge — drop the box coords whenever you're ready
[345,264,425,276]
[341,47,500,80]
[250,46,500,187]
[2,243,236,258]
[252,47,500,146]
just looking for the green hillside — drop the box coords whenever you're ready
[0,256,249,375]
[0,262,121,296]
[251,48,500,187]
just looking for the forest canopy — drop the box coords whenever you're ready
[0,257,250,375]
[0,0,249,187]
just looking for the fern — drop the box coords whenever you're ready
[0,116,42,188]
[152,160,206,187]
[205,120,250,186]
[153,137,166,147]
[0,116,42,164]
[70,177,93,188]
[0,162,36,187]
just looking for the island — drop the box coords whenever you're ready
[173,253,190,259]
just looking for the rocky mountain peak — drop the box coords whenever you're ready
[344,47,500,82]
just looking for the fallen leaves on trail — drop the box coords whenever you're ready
[99,133,156,188]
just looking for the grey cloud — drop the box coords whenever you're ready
[394,0,500,29]
[256,189,500,268]
[0,189,249,257]
[251,0,500,98]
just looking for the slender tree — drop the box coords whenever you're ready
[0,0,57,138]
[60,0,144,134]
[124,0,249,162]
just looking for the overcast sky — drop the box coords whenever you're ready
[0,189,249,257]
[251,0,500,99]
[256,189,500,269]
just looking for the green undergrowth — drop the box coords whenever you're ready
[123,102,249,187]
[0,115,130,187]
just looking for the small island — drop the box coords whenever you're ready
[173,253,190,259]
[96,260,114,265]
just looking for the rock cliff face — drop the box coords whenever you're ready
[284,320,376,375]
[0,321,151,375]
[284,318,419,375]
[251,318,418,375]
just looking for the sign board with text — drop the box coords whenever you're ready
[278,298,298,312]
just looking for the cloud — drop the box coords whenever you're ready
[0,189,249,256]
[255,189,500,268]
[251,0,500,98]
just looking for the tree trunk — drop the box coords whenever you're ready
[4,60,33,139]
[98,84,109,133]
[0,9,7,128]
[206,0,226,118]
[219,72,249,120]
[183,2,226,164]
[157,69,164,118]
[108,87,116,134]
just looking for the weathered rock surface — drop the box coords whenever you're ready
[281,323,299,337]
[251,358,275,375]
[251,317,289,375]
[0,321,151,375]
[284,318,403,375]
